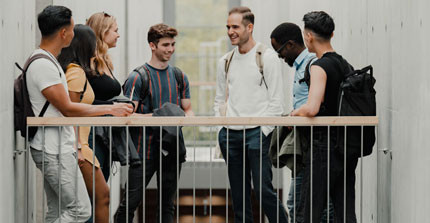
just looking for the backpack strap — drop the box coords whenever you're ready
[223,50,235,107]
[299,55,317,86]
[172,66,185,99]
[24,53,62,117]
[256,44,268,89]
[133,65,153,112]
[80,79,88,102]
[224,50,235,76]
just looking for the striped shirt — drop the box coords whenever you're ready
[123,63,190,160]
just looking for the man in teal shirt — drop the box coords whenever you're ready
[271,22,333,223]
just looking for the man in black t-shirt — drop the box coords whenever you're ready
[291,11,359,223]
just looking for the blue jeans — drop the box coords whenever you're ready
[287,171,334,223]
[218,127,288,223]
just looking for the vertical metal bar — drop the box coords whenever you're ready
[126,126,130,223]
[375,125,378,223]
[276,126,280,223]
[259,128,262,223]
[58,126,62,223]
[344,126,347,223]
[142,127,146,223]
[193,126,196,223]
[109,126,113,223]
[310,126,313,223]
[177,126,180,223]
[75,126,79,223]
[242,127,245,221]
[360,126,364,223]
[210,126,213,223]
[159,126,163,223]
[225,128,229,223]
[226,128,229,223]
[91,127,96,223]
[41,126,46,223]
[327,126,330,223]
[92,127,96,223]
[25,126,29,223]
[42,126,46,223]
[293,125,297,223]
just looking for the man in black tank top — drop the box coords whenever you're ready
[292,11,359,223]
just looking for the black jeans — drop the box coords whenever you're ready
[115,155,182,223]
[218,127,288,223]
[297,130,358,223]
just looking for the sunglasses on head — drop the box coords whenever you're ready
[103,11,111,17]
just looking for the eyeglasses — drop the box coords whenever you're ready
[276,41,288,58]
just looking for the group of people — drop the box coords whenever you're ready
[214,7,359,223]
[26,4,359,223]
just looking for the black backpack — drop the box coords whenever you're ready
[124,65,185,111]
[302,58,376,157]
[336,65,376,157]
[14,54,61,139]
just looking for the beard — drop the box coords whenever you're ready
[286,58,294,67]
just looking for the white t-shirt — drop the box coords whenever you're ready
[26,49,75,154]
[214,43,285,136]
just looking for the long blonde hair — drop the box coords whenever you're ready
[86,12,116,75]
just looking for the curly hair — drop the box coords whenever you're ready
[147,23,178,44]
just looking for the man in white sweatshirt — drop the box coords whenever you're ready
[214,6,288,223]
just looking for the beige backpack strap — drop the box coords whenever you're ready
[224,50,235,77]
[256,44,268,89]
[223,50,235,104]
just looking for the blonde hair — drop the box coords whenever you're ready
[86,12,116,75]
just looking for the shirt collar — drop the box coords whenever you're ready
[293,49,310,71]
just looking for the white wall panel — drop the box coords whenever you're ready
[52,0,163,83]
[0,0,36,222]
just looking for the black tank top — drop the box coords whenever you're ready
[312,52,351,116]
[88,63,121,104]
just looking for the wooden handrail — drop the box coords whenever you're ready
[27,116,378,127]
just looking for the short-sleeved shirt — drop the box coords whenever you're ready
[123,63,190,159]
[293,49,316,109]
[26,49,75,154]
[65,63,100,167]
[311,52,346,116]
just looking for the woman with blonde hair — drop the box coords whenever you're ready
[86,12,122,181]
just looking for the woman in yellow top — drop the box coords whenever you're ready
[58,24,109,223]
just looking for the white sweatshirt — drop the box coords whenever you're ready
[214,42,285,136]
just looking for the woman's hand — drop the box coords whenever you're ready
[110,103,134,117]
[77,149,85,163]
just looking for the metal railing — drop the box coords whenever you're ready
[24,116,378,223]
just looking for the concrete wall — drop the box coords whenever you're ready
[0,0,37,222]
